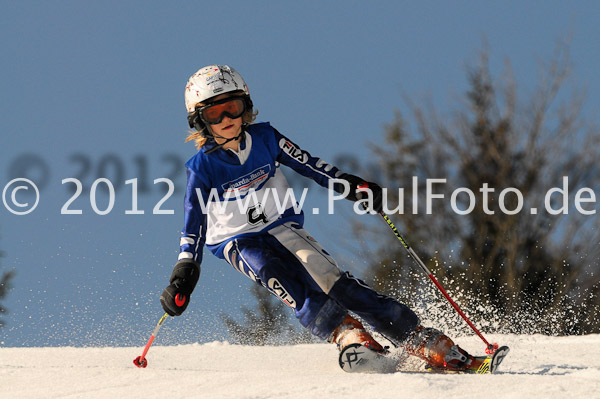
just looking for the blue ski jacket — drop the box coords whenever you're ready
[178,122,345,263]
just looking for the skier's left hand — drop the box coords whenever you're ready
[339,174,384,213]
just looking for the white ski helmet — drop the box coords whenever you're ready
[184,65,250,113]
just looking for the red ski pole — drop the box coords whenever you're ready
[134,312,170,368]
[355,182,497,354]
[377,211,498,354]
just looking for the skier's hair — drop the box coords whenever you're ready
[186,98,258,149]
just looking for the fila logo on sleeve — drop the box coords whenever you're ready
[280,139,308,164]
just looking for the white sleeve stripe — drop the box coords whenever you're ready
[306,163,337,181]
[194,225,203,261]
[195,226,202,251]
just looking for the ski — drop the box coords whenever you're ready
[339,343,398,373]
[339,344,510,374]
[488,345,510,373]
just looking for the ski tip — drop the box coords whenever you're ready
[339,343,397,373]
[489,345,510,374]
[339,343,372,372]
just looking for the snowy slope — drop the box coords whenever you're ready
[1,334,599,399]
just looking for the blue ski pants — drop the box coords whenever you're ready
[223,222,419,343]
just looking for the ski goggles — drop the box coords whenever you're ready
[197,96,248,125]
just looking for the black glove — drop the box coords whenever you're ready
[338,173,384,214]
[160,259,201,316]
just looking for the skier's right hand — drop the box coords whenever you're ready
[338,174,384,214]
[160,259,201,316]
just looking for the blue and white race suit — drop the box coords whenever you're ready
[178,122,418,341]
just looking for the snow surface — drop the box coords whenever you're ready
[1,334,599,399]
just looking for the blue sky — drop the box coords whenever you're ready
[1,1,598,346]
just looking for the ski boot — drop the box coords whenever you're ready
[403,326,487,373]
[330,315,385,353]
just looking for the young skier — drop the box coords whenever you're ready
[160,65,486,372]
